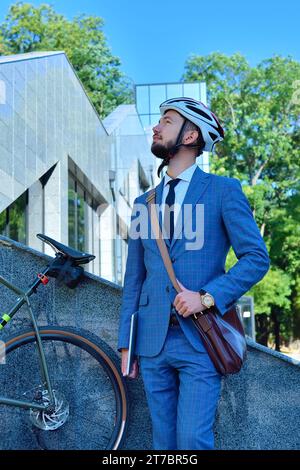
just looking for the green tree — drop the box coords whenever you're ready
[292,276,300,342]
[250,268,292,351]
[183,52,300,189]
[184,52,300,350]
[0,1,133,117]
[267,188,300,347]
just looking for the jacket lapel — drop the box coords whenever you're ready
[170,166,211,251]
[148,166,211,253]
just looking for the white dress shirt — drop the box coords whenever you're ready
[161,163,198,228]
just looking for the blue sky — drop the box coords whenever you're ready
[0,0,299,84]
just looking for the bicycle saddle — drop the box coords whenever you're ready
[36,233,95,264]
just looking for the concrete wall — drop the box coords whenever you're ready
[0,235,299,450]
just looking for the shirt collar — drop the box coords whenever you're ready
[163,163,198,186]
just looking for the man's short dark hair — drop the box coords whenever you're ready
[184,120,205,157]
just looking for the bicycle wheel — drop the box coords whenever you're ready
[0,327,129,450]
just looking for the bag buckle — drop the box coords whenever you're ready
[193,311,203,319]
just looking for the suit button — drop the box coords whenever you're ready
[166,286,170,292]
[171,257,175,262]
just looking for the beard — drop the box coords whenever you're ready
[151,139,175,159]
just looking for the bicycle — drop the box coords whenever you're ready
[0,233,129,450]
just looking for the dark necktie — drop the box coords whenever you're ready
[164,178,181,241]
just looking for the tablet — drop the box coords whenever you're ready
[126,311,138,376]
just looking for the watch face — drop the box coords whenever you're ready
[203,294,214,307]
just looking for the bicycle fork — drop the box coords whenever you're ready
[25,295,55,407]
[0,268,55,412]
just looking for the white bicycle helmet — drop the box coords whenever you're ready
[159,97,224,152]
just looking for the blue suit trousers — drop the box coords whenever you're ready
[139,323,222,450]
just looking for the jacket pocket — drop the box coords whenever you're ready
[139,293,149,306]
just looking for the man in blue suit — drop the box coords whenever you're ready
[118,97,270,450]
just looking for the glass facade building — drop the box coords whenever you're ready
[0,51,153,283]
[136,81,207,128]
[0,52,210,284]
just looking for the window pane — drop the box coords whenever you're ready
[68,170,98,257]
[68,174,76,249]
[149,85,166,114]
[150,114,161,128]
[77,184,85,252]
[0,210,7,235]
[135,85,149,115]
[85,195,93,257]
[140,114,150,128]
[8,192,26,243]
[166,84,184,100]
[183,83,200,100]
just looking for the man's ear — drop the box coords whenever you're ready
[183,130,199,145]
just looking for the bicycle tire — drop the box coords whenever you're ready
[0,326,129,450]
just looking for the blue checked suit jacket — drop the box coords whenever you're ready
[117,166,270,356]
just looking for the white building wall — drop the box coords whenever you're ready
[27,179,43,251]
[0,52,154,285]
[0,52,111,216]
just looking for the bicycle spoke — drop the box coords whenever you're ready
[0,328,128,450]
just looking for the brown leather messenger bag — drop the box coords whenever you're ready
[146,188,247,376]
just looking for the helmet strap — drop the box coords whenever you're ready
[168,118,187,157]
[157,118,199,178]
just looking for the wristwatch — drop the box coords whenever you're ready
[199,289,215,309]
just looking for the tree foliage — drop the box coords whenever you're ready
[184,52,300,349]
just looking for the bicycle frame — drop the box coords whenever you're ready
[0,264,55,412]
